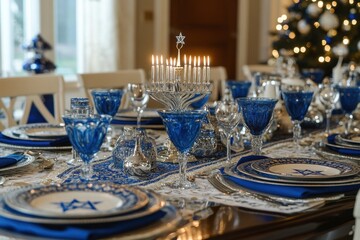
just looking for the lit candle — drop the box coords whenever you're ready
[170,58,173,83]
[156,55,159,84]
[188,56,192,84]
[207,56,210,84]
[184,54,187,83]
[193,56,197,83]
[166,59,169,83]
[197,56,201,84]
[151,55,155,83]
[203,56,206,83]
[160,55,164,84]
[173,58,177,83]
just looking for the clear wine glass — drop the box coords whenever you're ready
[236,97,278,155]
[338,86,360,135]
[282,86,314,149]
[127,83,149,129]
[319,82,339,136]
[158,110,206,189]
[91,89,124,151]
[215,100,242,162]
[63,114,111,181]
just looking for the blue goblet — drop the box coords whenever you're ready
[158,110,206,189]
[91,89,124,151]
[338,86,360,134]
[282,87,314,148]
[227,80,252,100]
[236,97,278,155]
[63,114,111,180]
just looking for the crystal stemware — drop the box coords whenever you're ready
[62,114,111,181]
[338,86,360,134]
[319,82,339,136]
[91,89,124,151]
[215,100,242,162]
[236,97,277,155]
[127,83,149,129]
[282,86,314,149]
[158,110,206,189]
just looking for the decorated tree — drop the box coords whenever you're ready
[272,0,360,77]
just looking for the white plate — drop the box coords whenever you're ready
[0,142,72,151]
[0,154,34,173]
[0,190,165,225]
[338,133,360,146]
[5,183,149,219]
[237,161,360,185]
[3,123,66,141]
[249,158,359,180]
[334,135,360,149]
[313,142,360,162]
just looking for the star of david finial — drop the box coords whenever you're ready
[176,32,185,48]
[53,199,102,212]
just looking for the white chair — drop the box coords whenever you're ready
[353,191,360,239]
[0,74,65,130]
[242,64,275,80]
[210,66,228,102]
[79,69,149,109]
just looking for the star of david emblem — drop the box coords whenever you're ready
[292,169,325,176]
[53,199,102,212]
[176,32,185,45]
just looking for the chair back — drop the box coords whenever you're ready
[354,191,360,239]
[0,75,64,130]
[79,69,146,109]
[210,66,227,102]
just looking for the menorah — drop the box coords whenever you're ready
[147,33,212,162]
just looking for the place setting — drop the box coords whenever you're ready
[0,123,71,150]
[0,182,182,240]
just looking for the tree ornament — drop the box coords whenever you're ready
[297,19,311,34]
[306,3,322,17]
[319,11,339,31]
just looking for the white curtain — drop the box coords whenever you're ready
[77,0,136,73]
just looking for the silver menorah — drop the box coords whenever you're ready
[147,33,212,163]
[147,33,212,110]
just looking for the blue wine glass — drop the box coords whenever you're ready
[338,86,360,134]
[227,80,252,100]
[63,114,111,180]
[236,97,278,155]
[282,87,314,148]
[158,110,206,189]
[91,89,124,151]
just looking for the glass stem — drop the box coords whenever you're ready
[344,114,353,135]
[226,133,231,162]
[325,109,332,135]
[82,160,93,181]
[106,126,113,150]
[251,135,263,155]
[133,131,144,155]
[178,152,188,188]
[136,109,143,130]
[292,120,302,149]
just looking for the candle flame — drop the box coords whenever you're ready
[184,54,187,65]
[152,55,154,65]
[207,56,210,66]
[166,59,169,66]
[156,55,159,65]
[193,56,196,66]
[197,56,200,66]
[189,56,192,65]
[160,55,163,65]
[203,56,206,66]
[170,58,173,66]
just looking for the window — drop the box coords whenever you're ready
[0,0,77,77]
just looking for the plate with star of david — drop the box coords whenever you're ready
[248,158,360,181]
[4,183,149,219]
[237,161,360,185]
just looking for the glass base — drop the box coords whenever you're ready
[162,179,197,189]
[66,157,82,166]
[0,176,5,185]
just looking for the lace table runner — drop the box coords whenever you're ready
[0,134,348,215]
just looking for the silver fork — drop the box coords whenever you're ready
[208,174,290,206]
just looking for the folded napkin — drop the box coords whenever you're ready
[220,155,360,198]
[0,204,171,240]
[0,154,25,168]
[0,133,70,147]
[327,134,360,156]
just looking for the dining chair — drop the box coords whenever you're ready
[242,64,275,81]
[354,190,360,239]
[0,74,65,130]
[210,66,227,102]
[79,69,161,109]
